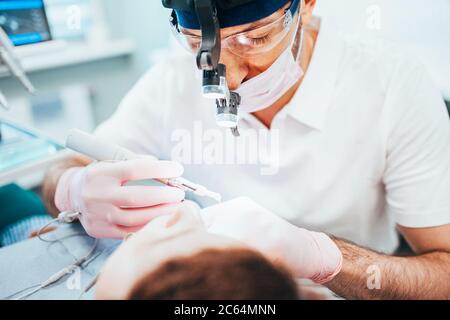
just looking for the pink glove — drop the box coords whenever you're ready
[201,197,342,284]
[55,158,185,239]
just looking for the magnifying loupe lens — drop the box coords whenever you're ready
[202,85,227,99]
[216,113,239,128]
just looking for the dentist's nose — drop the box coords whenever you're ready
[219,50,248,91]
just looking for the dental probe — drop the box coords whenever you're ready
[66,129,222,202]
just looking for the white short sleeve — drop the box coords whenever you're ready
[384,60,450,228]
[94,63,171,159]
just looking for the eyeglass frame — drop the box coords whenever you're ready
[168,1,299,57]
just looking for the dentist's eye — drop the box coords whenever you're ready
[248,35,271,46]
[187,37,201,51]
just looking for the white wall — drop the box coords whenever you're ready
[314,0,450,99]
[102,0,171,71]
[315,0,449,43]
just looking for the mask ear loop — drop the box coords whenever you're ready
[291,0,305,63]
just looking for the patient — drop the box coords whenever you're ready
[96,202,301,300]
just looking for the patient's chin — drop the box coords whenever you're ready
[95,274,133,300]
[95,263,138,300]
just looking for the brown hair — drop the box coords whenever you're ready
[128,248,300,300]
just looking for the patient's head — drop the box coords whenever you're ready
[96,202,300,300]
[128,248,298,300]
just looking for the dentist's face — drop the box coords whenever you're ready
[95,203,244,299]
[181,0,316,91]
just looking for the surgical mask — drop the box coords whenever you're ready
[235,17,305,114]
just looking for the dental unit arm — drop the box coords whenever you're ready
[162,0,253,136]
[0,27,36,110]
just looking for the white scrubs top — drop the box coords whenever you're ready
[95,18,450,254]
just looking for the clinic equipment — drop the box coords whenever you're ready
[0,121,64,188]
[0,91,7,108]
[0,121,60,172]
[162,0,252,136]
[0,26,36,109]
[66,129,222,202]
[6,211,98,300]
[0,0,52,46]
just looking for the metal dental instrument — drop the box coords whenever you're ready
[0,90,8,109]
[163,0,247,136]
[7,211,98,300]
[0,26,36,110]
[66,129,222,202]
[0,27,36,93]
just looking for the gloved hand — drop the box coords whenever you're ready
[201,197,342,284]
[55,158,185,239]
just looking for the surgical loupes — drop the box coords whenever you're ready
[163,0,242,136]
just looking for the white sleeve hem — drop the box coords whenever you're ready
[391,209,450,228]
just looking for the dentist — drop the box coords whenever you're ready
[43,0,450,299]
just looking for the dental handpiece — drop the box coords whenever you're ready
[0,27,36,94]
[66,129,222,202]
[0,90,8,109]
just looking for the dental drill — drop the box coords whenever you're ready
[66,129,222,202]
[0,27,36,109]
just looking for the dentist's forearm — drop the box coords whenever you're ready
[42,155,92,217]
[326,239,450,300]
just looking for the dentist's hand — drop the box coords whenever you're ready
[54,158,185,239]
[201,198,342,284]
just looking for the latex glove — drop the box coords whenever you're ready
[55,158,185,239]
[201,197,342,284]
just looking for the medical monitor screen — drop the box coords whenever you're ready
[0,0,51,46]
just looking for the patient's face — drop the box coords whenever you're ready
[95,203,244,299]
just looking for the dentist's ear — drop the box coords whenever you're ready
[301,0,317,26]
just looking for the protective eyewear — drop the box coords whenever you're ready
[170,3,296,57]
